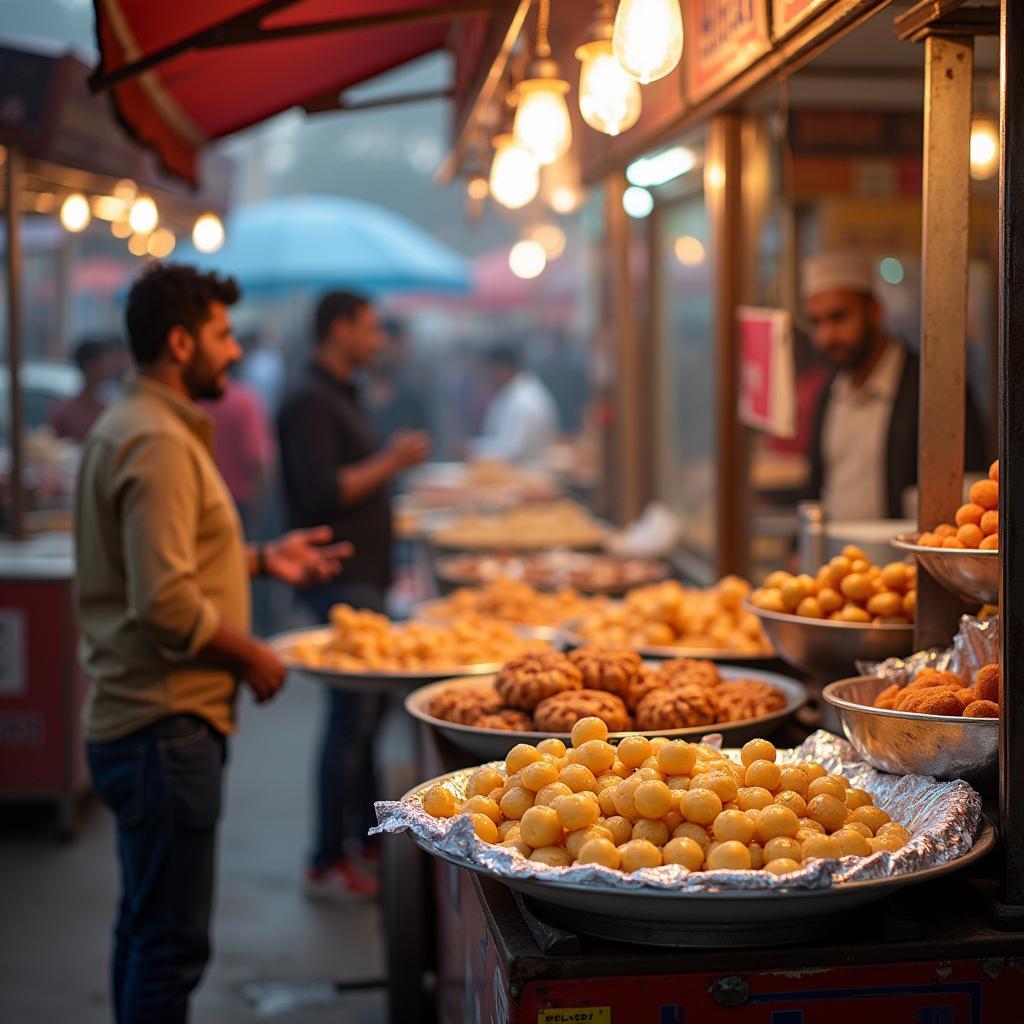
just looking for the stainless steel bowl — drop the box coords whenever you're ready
[891,534,998,605]
[743,603,914,679]
[822,675,998,783]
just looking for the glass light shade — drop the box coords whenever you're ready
[192,213,225,253]
[513,78,573,165]
[60,193,91,232]
[128,195,159,234]
[613,0,684,85]
[541,152,585,214]
[489,134,540,210]
[576,39,642,137]
[509,239,547,280]
[970,119,999,180]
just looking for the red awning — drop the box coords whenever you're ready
[91,1,494,185]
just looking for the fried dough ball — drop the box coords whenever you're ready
[774,791,807,818]
[741,738,777,766]
[807,776,846,802]
[777,766,809,797]
[616,734,652,768]
[764,857,802,876]
[801,833,843,860]
[712,809,755,845]
[964,700,999,718]
[850,805,891,832]
[469,813,499,843]
[519,806,563,848]
[745,759,781,791]
[981,510,998,536]
[634,780,675,819]
[955,503,985,528]
[755,805,801,842]
[763,836,802,863]
[952,688,979,711]
[737,786,774,812]
[529,846,571,867]
[970,479,999,510]
[974,664,1001,705]
[499,786,535,820]
[632,819,670,847]
[552,793,601,832]
[618,839,662,872]
[681,788,723,825]
[672,821,711,849]
[834,828,872,857]
[461,796,502,824]
[957,524,984,549]
[422,786,458,818]
[565,825,613,860]
[657,740,698,775]
[663,836,704,870]
[603,815,634,845]
[535,782,573,807]
[576,837,620,869]
[706,840,751,871]
[980,533,999,549]
[520,760,560,792]
[902,689,964,716]
[537,737,567,758]
[874,684,902,710]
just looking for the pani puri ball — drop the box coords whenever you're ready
[745,759,781,791]
[844,788,873,810]
[520,759,560,792]
[741,738,777,766]
[487,785,508,804]
[604,815,634,845]
[497,821,520,840]
[706,840,751,871]
[796,597,825,618]
[572,716,609,747]
[840,573,872,602]
[850,804,891,833]
[765,570,793,590]
[618,839,662,872]
[422,786,459,818]
[981,510,998,535]
[880,562,911,591]
[536,782,574,807]
[774,791,807,817]
[957,524,984,549]
[781,576,809,611]
[755,804,800,842]
[611,759,632,779]
[807,776,846,802]
[461,796,502,824]
[869,834,905,854]
[765,858,802,876]
[777,767,809,797]
[506,743,542,774]
[843,820,873,838]
[798,816,826,834]
[503,838,532,858]
[943,537,964,549]
[955,503,985,528]
[566,826,612,859]
[519,805,564,848]
[833,828,872,857]
[594,772,620,792]
[467,767,505,798]
[681,787,723,825]
[663,836,704,870]
[634,780,674,819]
[970,479,999,511]
[817,587,844,613]
[701,773,739,803]
[632,818,670,847]
[577,837,620,869]
[801,761,827,782]
[574,739,616,775]
[990,459,1000,482]
[666,775,692,792]
[663,809,683,832]
[801,833,843,860]
[875,822,911,845]
[638,758,666,780]
[597,786,619,817]
[649,737,671,753]
[537,737,566,758]
[837,604,872,623]
[529,845,571,867]
[737,786,775,812]
[560,763,598,793]
[499,786,535,820]
[763,836,803,863]
[552,793,600,832]
[867,591,903,618]
[657,740,698,775]
[673,821,711,849]
[975,664,1001,704]
[807,794,847,833]
[470,812,499,843]
[616,734,652,768]
[712,809,755,844]
[979,534,999,550]
[826,557,852,584]
[903,590,917,616]
[748,842,765,869]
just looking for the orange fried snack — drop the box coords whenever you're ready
[974,664,1001,705]
[963,700,999,718]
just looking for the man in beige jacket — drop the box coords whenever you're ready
[75,262,349,1024]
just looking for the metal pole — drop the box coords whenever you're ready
[915,33,974,651]
[998,0,1024,908]
[4,145,26,540]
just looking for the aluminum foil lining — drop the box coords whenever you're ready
[371,730,982,893]
[857,613,999,686]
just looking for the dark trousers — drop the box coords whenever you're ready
[88,715,227,1024]
[302,579,388,869]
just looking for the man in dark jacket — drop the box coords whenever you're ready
[803,252,987,520]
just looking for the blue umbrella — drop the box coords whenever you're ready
[179,195,470,295]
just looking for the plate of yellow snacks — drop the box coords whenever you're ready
[271,604,550,689]
[429,500,607,552]
[374,720,992,944]
[405,648,807,759]
[564,578,775,661]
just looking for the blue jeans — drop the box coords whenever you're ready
[302,579,388,869]
[88,715,227,1024]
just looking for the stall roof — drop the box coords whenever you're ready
[89,0,504,185]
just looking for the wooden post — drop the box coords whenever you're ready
[707,114,748,578]
[915,33,974,650]
[4,145,26,539]
[998,0,1024,909]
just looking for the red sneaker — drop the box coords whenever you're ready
[303,858,381,902]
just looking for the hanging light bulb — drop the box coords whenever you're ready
[128,194,159,234]
[489,134,540,210]
[576,3,642,137]
[60,193,91,232]
[509,239,547,280]
[128,233,150,257]
[513,0,573,164]
[970,117,999,180]
[613,0,684,85]
[541,153,586,214]
[147,227,177,258]
[192,212,225,253]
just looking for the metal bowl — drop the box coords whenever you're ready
[891,534,998,605]
[743,602,914,679]
[822,675,998,783]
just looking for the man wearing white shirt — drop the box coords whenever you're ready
[472,346,558,465]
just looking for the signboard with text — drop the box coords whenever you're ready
[683,0,771,104]
[773,0,834,38]
[738,306,796,438]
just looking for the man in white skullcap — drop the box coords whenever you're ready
[802,251,986,520]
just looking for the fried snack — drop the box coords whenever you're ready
[635,685,720,730]
[974,663,1000,704]
[626,667,670,711]
[574,577,772,654]
[964,700,999,718]
[431,500,606,551]
[896,689,963,717]
[533,689,631,733]
[567,647,644,698]
[659,657,721,690]
[874,684,902,710]
[919,463,1000,549]
[751,547,916,625]
[872,661,1001,718]
[429,685,503,725]
[422,579,601,629]
[417,722,912,873]
[474,710,536,732]
[907,668,962,691]
[495,652,584,710]
[438,552,669,592]
[715,680,786,723]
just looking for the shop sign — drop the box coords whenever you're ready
[738,307,796,438]
[773,0,834,38]
[683,0,771,104]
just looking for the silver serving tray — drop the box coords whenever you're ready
[823,674,998,783]
[402,766,995,936]
[891,533,998,606]
[561,623,776,663]
[269,626,515,692]
[743,601,914,679]
[404,666,809,760]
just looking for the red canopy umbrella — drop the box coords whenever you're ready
[90,1,507,183]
